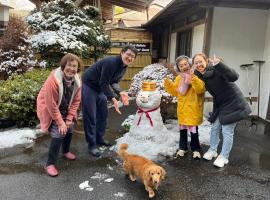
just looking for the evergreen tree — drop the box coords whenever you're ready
[26,0,111,66]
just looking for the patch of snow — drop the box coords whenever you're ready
[79,181,93,191]
[104,178,114,183]
[114,192,125,197]
[0,128,43,149]
[107,164,114,171]
[90,172,109,181]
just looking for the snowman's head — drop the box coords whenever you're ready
[136,89,162,109]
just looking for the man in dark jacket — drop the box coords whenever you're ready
[82,45,137,157]
[193,53,251,167]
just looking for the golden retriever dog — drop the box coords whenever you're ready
[118,143,166,198]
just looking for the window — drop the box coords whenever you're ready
[176,29,192,57]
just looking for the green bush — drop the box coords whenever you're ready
[0,69,51,127]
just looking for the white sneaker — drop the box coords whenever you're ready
[203,149,218,161]
[213,155,229,168]
[193,151,201,159]
[176,149,187,157]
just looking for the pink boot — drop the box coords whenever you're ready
[45,165,58,177]
[64,152,76,160]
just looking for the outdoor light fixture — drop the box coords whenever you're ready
[240,63,254,105]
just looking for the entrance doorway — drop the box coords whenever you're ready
[176,29,192,57]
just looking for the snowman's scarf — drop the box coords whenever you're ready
[137,106,160,127]
[178,72,191,95]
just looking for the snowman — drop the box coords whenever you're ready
[115,81,179,160]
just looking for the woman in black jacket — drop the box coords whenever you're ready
[193,53,251,167]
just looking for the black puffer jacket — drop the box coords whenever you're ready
[195,62,251,125]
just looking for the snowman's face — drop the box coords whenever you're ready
[136,90,162,109]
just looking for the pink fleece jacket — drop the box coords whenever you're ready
[36,67,81,133]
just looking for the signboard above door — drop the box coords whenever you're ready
[111,42,151,52]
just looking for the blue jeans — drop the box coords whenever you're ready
[81,83,108,150]
[209,117,237,159]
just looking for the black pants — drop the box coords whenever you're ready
[81,83,108,150]
[179,127,201,151]
[46,132,73,166]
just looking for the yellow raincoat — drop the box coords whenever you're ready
[164,75,205,126]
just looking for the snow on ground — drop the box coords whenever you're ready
[79,171,115,192]
[0,128,43,149]
[164,118,211,145]
[0,118,211,152]
[115,114,211,161]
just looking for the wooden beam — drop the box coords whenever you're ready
[172,19,205,33]
[106,0,145,11]
[151,5,203,26]
[203,7,213,56]
[112,0,147,7]
[199,0,270,9]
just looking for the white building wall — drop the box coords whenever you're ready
[3,7,9,21]
[209,7,268,116]
[261,9,270,120]
[169,32,177,63]
[191,23,205,56]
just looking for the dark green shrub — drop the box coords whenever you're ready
[0,69,51,127]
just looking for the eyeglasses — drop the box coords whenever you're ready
[125,52,136,59]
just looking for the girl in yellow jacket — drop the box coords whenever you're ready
[164,55,205,159]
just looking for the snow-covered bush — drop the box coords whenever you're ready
[0,69,50,127]
[26,0,111,66]
[128,63,177,120]
[0,16,42,80]
[121,115,135,131]
[129,63,176,104]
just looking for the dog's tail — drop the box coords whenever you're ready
[118,143,129,159]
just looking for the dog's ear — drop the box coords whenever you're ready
[160,167,166,180]
[144,167,152,181]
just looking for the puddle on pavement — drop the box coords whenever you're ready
[234,119,270,170]
[0,163,42,175]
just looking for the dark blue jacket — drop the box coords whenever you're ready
[195,62,251,125]
[82,56,127,100]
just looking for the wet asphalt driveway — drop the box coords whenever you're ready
[0,103,270,200]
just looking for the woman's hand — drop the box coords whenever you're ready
[58,123,68,135]
[190,68,195,81]
[164,77,172,86]
[209,54,221,65]
[112,97,121,114]
[120,91,129,106]
[66,119,73,129]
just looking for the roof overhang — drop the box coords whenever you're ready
[143,0,270,27]
[199,0,270,10]
[106,0,154,11]
[0,3,14,9]
[29,0,154,11]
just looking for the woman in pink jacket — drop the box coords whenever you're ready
[37,53,82,177]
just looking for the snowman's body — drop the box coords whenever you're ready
[115,89,179,160]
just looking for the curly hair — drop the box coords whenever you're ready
[60,53,83,72]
